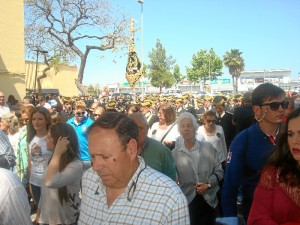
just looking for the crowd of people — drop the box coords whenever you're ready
[0,84,300,225]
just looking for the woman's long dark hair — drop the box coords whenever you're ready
[267,108,300,186]
[48,123,80,205]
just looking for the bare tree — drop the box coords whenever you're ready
[25,0,129,95]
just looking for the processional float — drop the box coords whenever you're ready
[125,18,143,89]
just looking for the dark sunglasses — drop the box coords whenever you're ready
[260,101,289,111]
[75,111,85,116]
[207,120,216,124]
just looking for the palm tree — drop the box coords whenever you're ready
[223,49,245,93]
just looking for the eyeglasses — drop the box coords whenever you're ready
[260,101,289,111]
[207,120,216,124]
[21,118,29,122]
[75,111,85,116]
[127,165,147,201]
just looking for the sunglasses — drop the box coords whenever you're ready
[260,101,289,111]
[207,120,216,124]
[75,111,85,116]
[94,114,101,117]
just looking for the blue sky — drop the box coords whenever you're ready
[82,0,300,87]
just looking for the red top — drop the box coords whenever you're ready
[248,166,300,225]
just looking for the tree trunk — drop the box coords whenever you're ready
[75,79,88,95]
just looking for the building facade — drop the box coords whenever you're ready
[0,0,26,99]
[0,1,79,101]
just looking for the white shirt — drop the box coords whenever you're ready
[148,122,180,143]
[0,104,10,117]
[29,135,52,186]
[37,102,52,110]
[196,125,227,162]
[0,168,32,225]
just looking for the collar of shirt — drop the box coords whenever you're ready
[217,111,225,118]
[144,112,151,118]
[178,139,200,154]
[72,116,88,126]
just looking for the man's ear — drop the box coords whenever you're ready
[127,138,138,158]
[253,105,263,120]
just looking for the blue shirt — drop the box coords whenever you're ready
[67,116,94,161]
[221,123,276,219]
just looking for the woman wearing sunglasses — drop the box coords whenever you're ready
[197,110,227,166]
[66,100,93,171]
[220,83,288,224]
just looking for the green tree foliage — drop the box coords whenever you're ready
[87,84,100,96]
[223,49,245,93]
[147,39,176,93]
[173,64,185,85]
[24,0,129,95]
[186,48,223,90]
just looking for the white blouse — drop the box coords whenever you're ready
[148,122,180,144]
[196,125,227,162]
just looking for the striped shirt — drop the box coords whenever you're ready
[78,157,190,225]
[0,168,32,225]
[0,130,16,169]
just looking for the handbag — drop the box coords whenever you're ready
[160,123,176,150]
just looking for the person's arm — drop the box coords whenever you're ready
[45,136,69,186]
[221,131,248,217]
[218,126,228,163]
[2,181,32,225]
[166,191,190,225]
[45,160,83,188]
[162,146,177,181]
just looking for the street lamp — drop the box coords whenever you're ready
[137,0,144,100]
[33,49,48,105]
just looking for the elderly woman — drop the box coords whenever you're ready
[172,112,224,225]
[148,104,179,150]
[0,112,20,154]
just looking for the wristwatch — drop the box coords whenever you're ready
[207,182,211,189]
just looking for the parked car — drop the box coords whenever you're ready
[111,93,134,101]
[161,89,182,98]
[193,91,213,98]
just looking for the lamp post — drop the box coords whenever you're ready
[33,49,48,105]
[208,56,211,93]
[137,0,144,100]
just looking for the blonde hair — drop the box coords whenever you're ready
[1,112,20,135]
[74,100,86,110]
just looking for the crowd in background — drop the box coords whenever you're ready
[0,84,300,225]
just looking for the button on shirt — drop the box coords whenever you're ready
[78,157,190,225]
